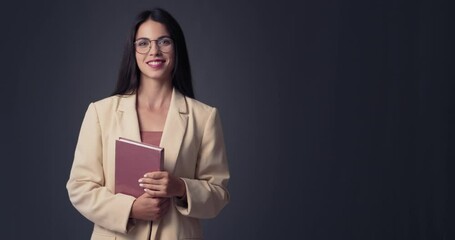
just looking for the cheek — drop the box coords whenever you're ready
[135,53,144,63]
[168,53,175,68]
[135,54,147,72]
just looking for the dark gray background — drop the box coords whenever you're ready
[1,0,453,239]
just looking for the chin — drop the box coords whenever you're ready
[141,72,172,82]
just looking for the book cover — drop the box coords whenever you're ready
[115,137,164,198]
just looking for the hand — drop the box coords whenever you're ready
[139,171,186,198]
[130,193,170,221]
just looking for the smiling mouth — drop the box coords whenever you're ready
[146,59,165,67]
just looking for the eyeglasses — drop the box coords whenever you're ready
[134,37,173,54]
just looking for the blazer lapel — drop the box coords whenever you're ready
[115,89,189,170]
[150,89,188,240]
[116,94,142,142]
[160,89,188,174]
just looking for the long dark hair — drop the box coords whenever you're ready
[112,8,194,98]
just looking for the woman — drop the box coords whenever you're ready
[67,8,230,240]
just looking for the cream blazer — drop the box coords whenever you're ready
[67,89,230,240]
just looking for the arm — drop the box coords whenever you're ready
[66,103,136,233]
[175,108,230,219]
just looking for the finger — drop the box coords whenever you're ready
[144,171,169,179]
[138,191,159,200]
[154,201,170,220]
[139,183,166,192]
[138,176,156,184]
[144,188,166,198]
[138,178,166,185]
[149,197,167,206]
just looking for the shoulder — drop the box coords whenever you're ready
[184,97,225,141]
[87,94,135,118]
[173,89,217,119]
[92,94,136,109]
[92,94,128,108]
[186,97,216,115]
[184,96,223,131]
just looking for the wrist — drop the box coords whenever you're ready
[129,200,138,219]
[178,178,186,198]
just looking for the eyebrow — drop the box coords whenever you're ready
[135,35,171,41]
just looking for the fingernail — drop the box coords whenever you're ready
[138,179,143,183]
[139,183,144,187]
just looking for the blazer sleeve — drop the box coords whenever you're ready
[66,103,136,233]
[175,107,230,218]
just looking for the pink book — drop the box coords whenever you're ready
[115,137,164,198]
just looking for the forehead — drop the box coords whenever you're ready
[136,19,169,39]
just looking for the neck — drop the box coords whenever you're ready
[137,78,173,111]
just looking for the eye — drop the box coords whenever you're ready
[158,37,172,46]
[136,39,149,48]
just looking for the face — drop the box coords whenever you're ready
[135,19,175,83]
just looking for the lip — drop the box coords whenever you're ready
[146,59,166,68]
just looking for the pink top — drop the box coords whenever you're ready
[140,131,163,146]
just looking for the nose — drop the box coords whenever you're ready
[148,41,161,55]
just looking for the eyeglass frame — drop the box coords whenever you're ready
[133,36,174,54]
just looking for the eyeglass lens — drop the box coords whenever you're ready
[135,37,173,54]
